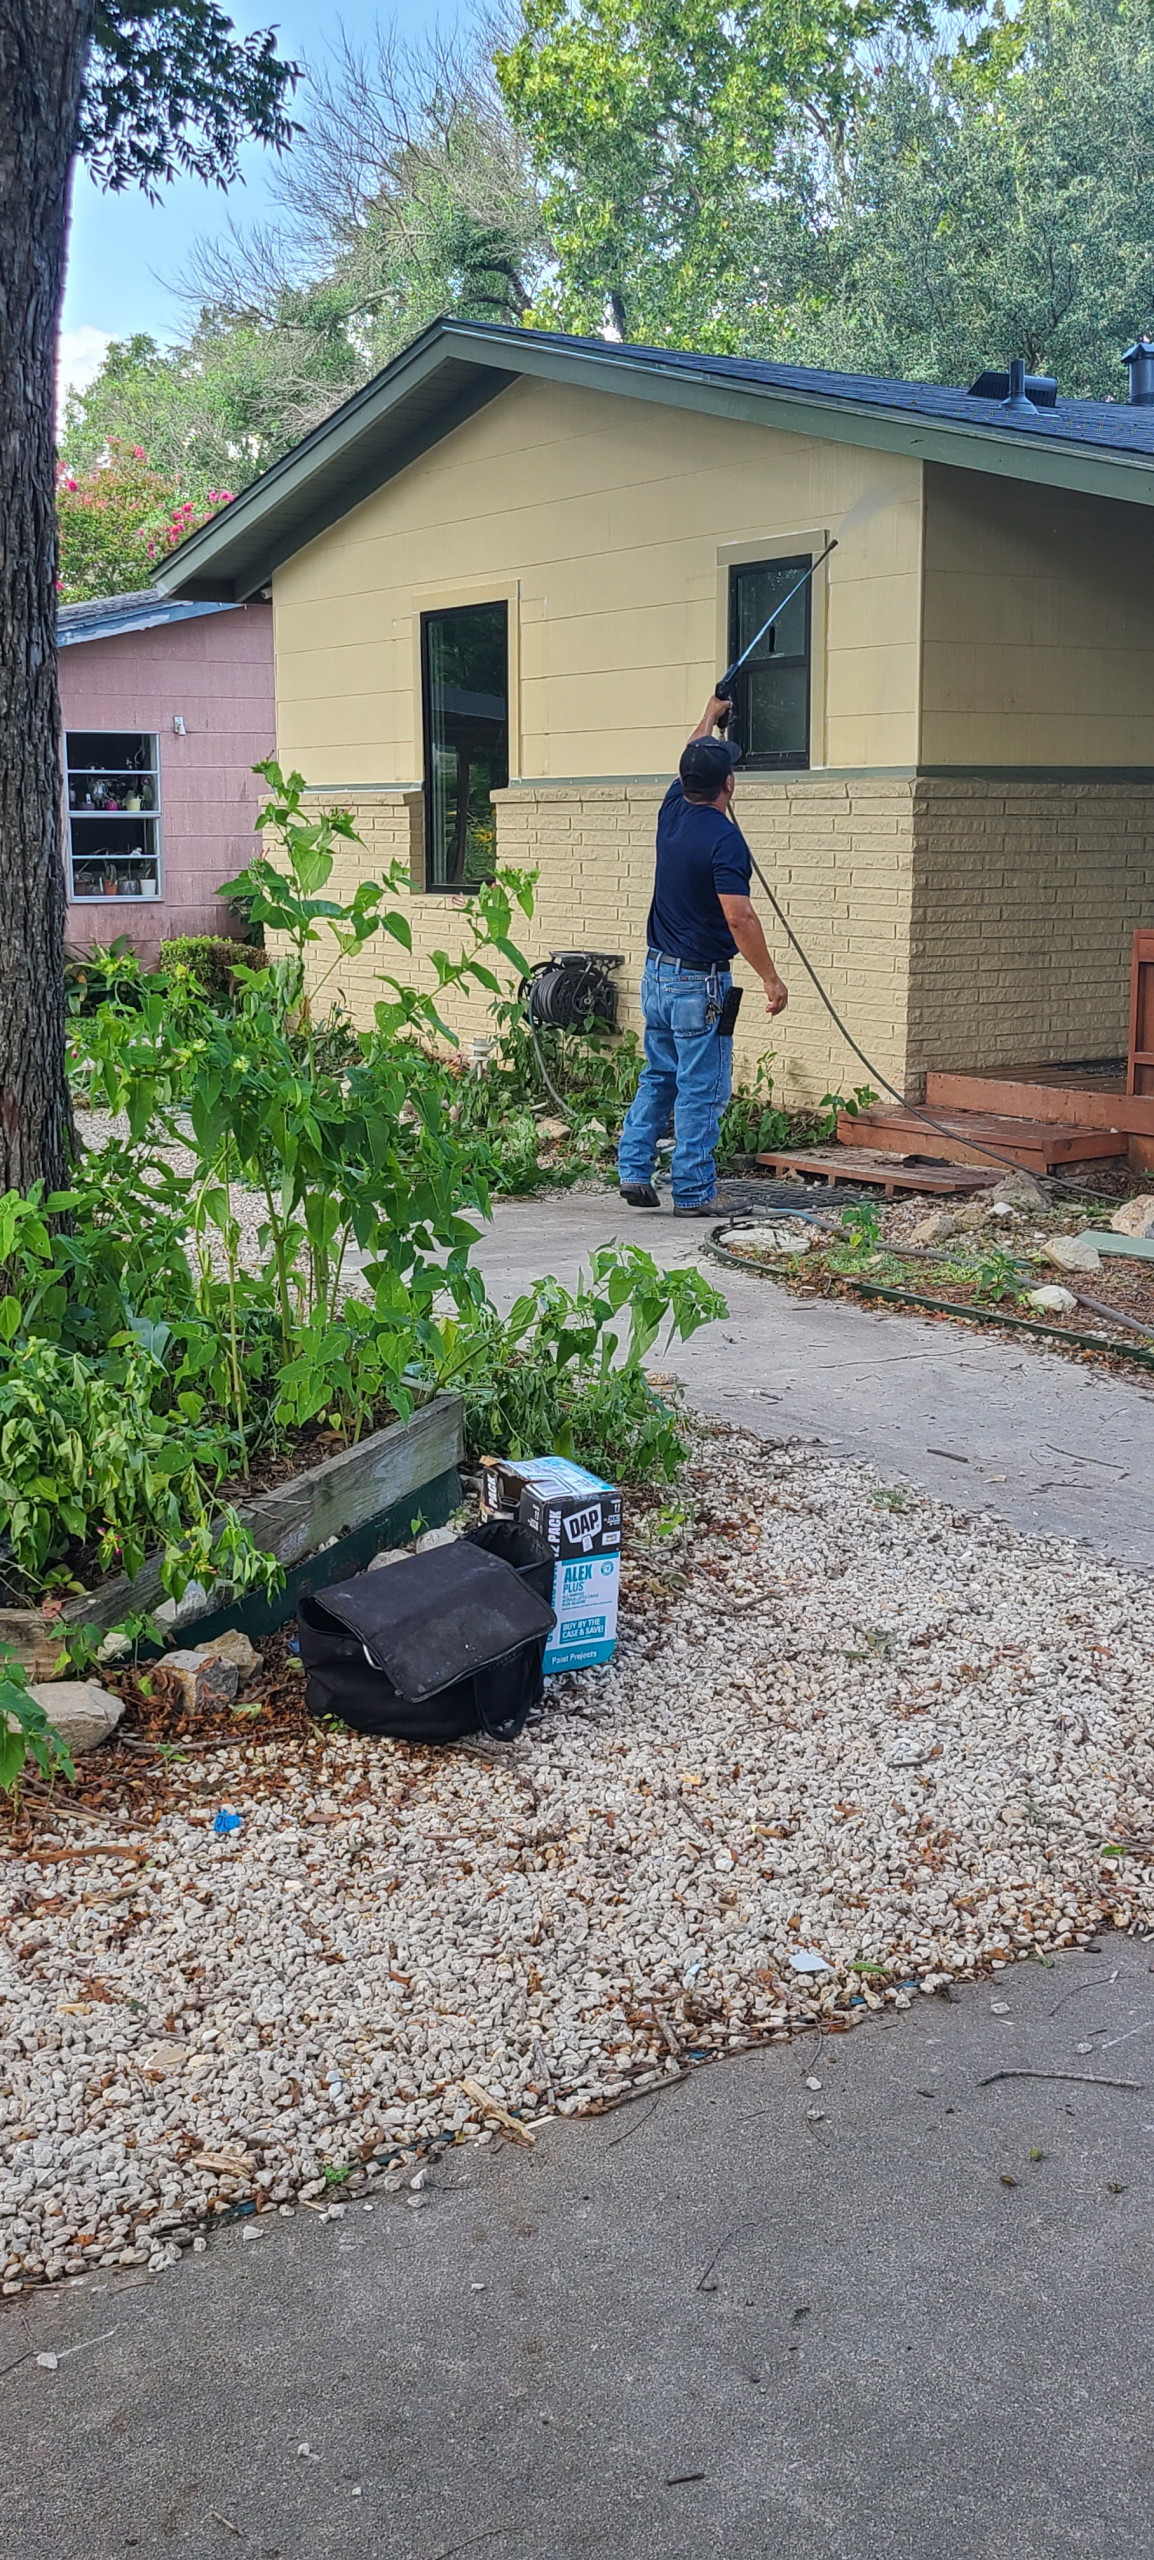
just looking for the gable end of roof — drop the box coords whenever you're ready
[154,320,1154,604]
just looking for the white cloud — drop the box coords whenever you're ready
[56,324,112,419]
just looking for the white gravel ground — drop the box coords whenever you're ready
[3,1425,1152,2290]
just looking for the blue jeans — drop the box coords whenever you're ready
[617,953,733,1207]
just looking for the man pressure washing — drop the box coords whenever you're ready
[617,692,789,1217]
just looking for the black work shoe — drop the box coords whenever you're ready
[620,1182,661,1208]
[672,1196,723,1218]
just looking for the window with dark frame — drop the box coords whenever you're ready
[727,557,812,770]
[65,730,162,904]
[420,601,509,888]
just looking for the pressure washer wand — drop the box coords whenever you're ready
[715,537,838,731]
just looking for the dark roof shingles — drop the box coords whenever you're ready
[500,326,1154,460]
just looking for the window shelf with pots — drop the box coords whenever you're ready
[65,729,162,904]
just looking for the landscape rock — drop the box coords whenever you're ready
[907,1209,957,1247]
[991,1170,1048,1209]
[23,1680,123,1754]
[367,1546,407,1573]
[1046,1235,1101,1274]
[162,1649,238,1714]
[724,1222,812,1256]
[96,1630,133,1667]
[1027,1284,1079,1315]
[154,1581,210,1630]
[194,1629,262,1680]
[415,1526,459,1554]
[1111,1196,1154,1239]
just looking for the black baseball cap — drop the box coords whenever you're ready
[679,735,742,793]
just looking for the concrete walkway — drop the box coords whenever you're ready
[6,1943,1152,2560]
[473,1193,1154,1570]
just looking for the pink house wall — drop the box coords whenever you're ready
[58,602,274,963]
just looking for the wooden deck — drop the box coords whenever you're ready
[926,1066,1154,1138]
[837,1104,1125,1174]
[754,1147,994,1198]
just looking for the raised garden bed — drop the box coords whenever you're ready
[58,1392,465,1650]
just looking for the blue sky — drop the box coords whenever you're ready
[59,1,442,399]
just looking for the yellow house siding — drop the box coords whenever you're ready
[272,374,924,789]
[920,465,1154,768]
[271,371,1154,1104]
[907,778,1154,1074]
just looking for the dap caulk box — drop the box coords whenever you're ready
[479,1455,622,1675]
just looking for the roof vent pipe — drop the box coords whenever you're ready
[1000,357,1038,418]
[1122,337,1154,405]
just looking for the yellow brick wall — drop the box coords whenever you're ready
[907,778,1154,1074]
[494,777,918,1102]
[291,787,512,1047]
[297,772,1154,1102]
[300,774,919,1107]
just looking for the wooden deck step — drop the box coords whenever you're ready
[754,1147,993,1198]
[837,1105,1125,1173]
[926,1068,1154,1138]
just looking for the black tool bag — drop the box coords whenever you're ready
[297,1523,557,1744]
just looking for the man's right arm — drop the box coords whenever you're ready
[688,693,733,743]
[718,893,789,1016]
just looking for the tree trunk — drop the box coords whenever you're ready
[0,0,95,1194]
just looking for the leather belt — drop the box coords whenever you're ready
[647,948,730,976]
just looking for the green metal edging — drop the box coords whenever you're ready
[703,1231,1154,1373]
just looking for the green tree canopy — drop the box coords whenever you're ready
[83,0,297,188]
[61,0,1154,547]
[761,0,1154,395]
[493,0,934,345]
[62,26,549,512]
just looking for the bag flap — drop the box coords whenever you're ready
[310,1542,556,1702]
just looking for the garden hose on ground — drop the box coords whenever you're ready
[516,863,1132,1207]
[704,1224,1154,1374]
[528,1014,582,1124]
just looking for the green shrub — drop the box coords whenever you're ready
[65,936,145,1016]
[11,764,728,1630]
[0,1333,278,1607]
[158,934,267,1004]
[431,1241,726,1481]
[717,1053,878,1170]
[447,994,644,1194]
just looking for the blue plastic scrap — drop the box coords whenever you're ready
[213,1806,243,1835]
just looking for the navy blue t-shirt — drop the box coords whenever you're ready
[645,781,753,968]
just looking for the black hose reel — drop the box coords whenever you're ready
[521,950,623,1035]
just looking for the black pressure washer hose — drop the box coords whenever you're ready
[530,888,1114,1204]
[744,849,1111,1204]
